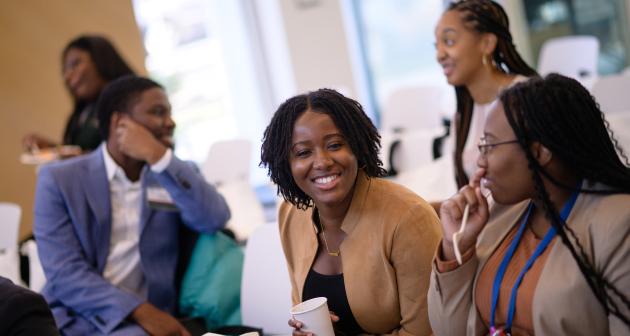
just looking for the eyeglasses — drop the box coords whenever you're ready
[477,137,519,155]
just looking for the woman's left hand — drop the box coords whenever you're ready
[288,311,339,336]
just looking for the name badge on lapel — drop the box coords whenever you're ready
[147,186,179,211]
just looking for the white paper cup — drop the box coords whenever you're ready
[291,297,334,336]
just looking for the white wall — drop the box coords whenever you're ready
[278,0,358,97]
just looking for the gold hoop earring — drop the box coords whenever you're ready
[482,54,488,66]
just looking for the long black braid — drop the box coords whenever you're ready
[500,74,630,326]
[260,88,386,210]
[446,0,538,188]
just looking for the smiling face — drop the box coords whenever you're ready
[434,10,489,86]
[126,87,175,148]
[289,110,358,210]
[63,47,107,101]
[478,102,534,204]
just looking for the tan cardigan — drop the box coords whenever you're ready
[279,171,441,335]
[428,182,630,335]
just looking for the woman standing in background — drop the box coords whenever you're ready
[434,0,537,193]
[23,34,134,152]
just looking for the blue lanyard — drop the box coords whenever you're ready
[489,187,580,334]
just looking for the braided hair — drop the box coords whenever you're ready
[446,0,538,188]
[500,73,630,326]
[260,88,386,210]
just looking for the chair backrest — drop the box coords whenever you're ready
[0,202,21,284]
[201,139,266,241]
[381,85,443,132]
[538,36,599,88]
[20,239,46,292]
[217,180,266,241]
[605,111,630,156]
[389,129,443,175]
[241,223,292,334]
[0,202,21,250]
[201,139,252,185]
[592,74,630,114]
[394,154,457,203]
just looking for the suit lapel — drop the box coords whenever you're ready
[82,148,112,272]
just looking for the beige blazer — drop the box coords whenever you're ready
[279,171,442,335]
[428,183,630,335]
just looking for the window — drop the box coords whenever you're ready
[132,0,272,185]
[523,0,630,74]
[351,0,454,126]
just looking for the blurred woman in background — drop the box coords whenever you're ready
[434,0,537,194]
[23,34,134,153]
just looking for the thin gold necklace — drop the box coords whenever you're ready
[316,211,340,257]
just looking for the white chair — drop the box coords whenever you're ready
[241,223,293,334]
[389,129,443,175]
[591,74,630,114]
[379,131,398,173]
[216,181,266,241]
[605,112,630,156]
[0,202,22,285]
[538,36,599,88]
[20,240,46,292]
[201,139,252,185]
[394,154,458,203]
[381,85,444,132]
[201,139,265,241]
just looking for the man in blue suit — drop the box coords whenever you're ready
[34,76,231,335]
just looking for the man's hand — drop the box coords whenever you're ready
[114,115,166,165]
[131,302,190,336]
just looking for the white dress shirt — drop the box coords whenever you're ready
[101,145,172,298]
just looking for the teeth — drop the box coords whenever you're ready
[315,175,337,184]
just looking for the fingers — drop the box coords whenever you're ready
[475,186,489,219]
[454,185,479,211]
[330,311,340,322]
[441,198,464,223]
[115,115,135,134]
[289,318,312,336]
[22,135,34,150]
[469,168,486,188]
[288,318,302,329]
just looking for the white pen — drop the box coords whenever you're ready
[453,204,470,265]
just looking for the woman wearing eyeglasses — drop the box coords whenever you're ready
[261,89,441,335]
[428,74,630,335]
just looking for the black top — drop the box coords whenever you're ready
[0,276,59,336]
[303,269,365,336]
[63,103,101,151]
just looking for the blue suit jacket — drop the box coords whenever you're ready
[34,146,230,335]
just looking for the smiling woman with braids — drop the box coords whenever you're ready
[428,74,630,335]
[434,0,537,199]
[261,89,441,335]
